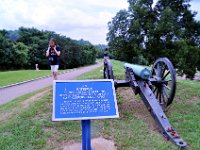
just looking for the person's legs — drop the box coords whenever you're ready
[54,65,59,80]
[51,65,59,80]
[51,65,56,80]
[52,72,56,80]
[54,72,58,80]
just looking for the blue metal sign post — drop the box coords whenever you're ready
[82,120,91,150]
[52,79,119,150]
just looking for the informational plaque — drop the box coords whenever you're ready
[52,80,119,121]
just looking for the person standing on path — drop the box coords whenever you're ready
[46,38,61,80]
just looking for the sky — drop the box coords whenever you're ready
[0,0,200,45]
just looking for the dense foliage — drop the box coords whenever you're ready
[107,0,200,79]
[0,27,97,70]
[95,44,108,58]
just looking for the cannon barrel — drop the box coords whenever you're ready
[124,63,151,80]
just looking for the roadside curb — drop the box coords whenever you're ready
[0,68,77,90]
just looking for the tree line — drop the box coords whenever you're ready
[0,27,97,70]
[107,0,200,79]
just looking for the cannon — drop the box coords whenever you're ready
[104,56,187,148]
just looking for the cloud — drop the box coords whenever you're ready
[1,0,199,44]
[0,0,128,44]
[190,0,200,20]
[76,0,128,9]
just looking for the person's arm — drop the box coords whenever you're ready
[46,47,50,57]
[54,46,61,56]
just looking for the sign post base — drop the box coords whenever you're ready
[81,120,91,150]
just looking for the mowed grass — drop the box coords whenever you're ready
[0,70,51,87]
[0,59,199,150]
[0,69,69,87]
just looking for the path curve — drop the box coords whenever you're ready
[0,63,103,105]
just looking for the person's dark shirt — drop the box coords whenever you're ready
[48,46,60,65]
[104,51,108,57]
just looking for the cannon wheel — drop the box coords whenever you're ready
[151,58,176,110]
[103,59,114,80]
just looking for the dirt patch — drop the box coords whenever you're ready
[117,87,160,132]
[21,89,50,108]
[117,87,135,102]
[0,111,14,124]
[191,97,200,102]
[63,137,117,150]
[0,89,50,123]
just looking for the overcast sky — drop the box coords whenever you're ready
[0,0,200,44]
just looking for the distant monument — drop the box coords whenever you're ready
[35,64,39,71]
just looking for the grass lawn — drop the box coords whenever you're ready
[0,60,199,150]
[0,69,67,87]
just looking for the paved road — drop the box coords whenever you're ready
[0,63,103,105]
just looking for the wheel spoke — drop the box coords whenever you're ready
[157,64,162,77]
[162,70,170,80]
[104,67,109,79]
[163,87,170,99]
[164,79,172,82]
[161,65,167,78]
[159,90,162,103]
[161,88,167,105]
[164,84,171,90]
[153,67,158,76]
[156,90,159,99]
[153,87,158,93]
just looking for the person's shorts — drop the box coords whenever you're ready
[50,65,59,72]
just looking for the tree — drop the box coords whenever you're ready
[107,9,133,61]
[77,39,92,46]
[6,30,20,41]
[0,27,98,70]
[147,6,180,61]
[17,27,50,68]
[61,44,84,69]
[0,31,29,69]
[107,0,200,78]
[11,42,29,68]
[173,40,199,79]
[0,31,13,69]
[80,45,97,65]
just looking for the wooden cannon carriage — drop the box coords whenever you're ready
[104,56,187,148]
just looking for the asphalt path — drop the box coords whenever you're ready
[0,63,103,105]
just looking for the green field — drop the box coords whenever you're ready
[0,69,69,87]
[0,60,199,150]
